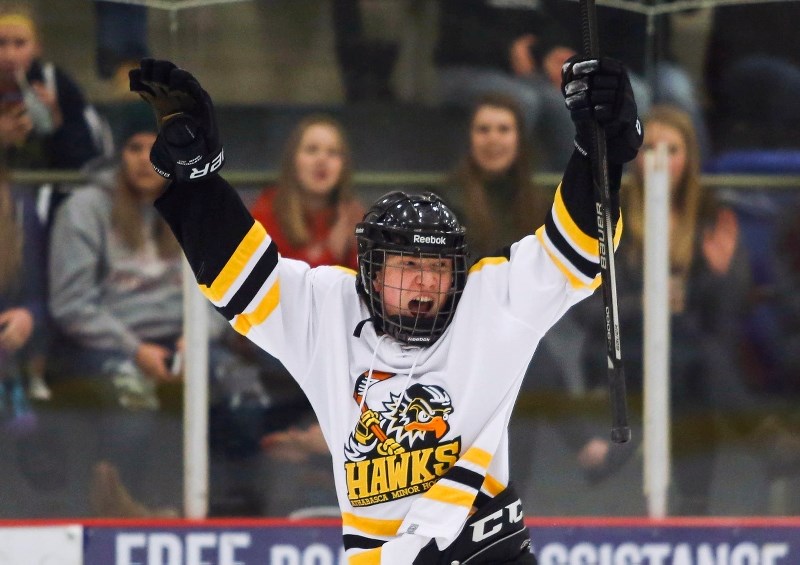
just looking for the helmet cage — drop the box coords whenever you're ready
[356,223,468,346]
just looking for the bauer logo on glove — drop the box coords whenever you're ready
[129,58,225,182]
[188,148,224,179]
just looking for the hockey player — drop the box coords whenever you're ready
[130,57,641,564]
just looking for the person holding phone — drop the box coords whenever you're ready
[0,3,101,169]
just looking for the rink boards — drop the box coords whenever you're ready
[2,517,800,564]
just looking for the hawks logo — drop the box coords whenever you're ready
[344,371,460,506]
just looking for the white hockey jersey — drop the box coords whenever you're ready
[155,152,622,565]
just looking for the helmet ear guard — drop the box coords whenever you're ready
[355,191,469,346]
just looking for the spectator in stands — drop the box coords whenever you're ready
[705,2,800,150]
[0,161,47,429]
[247,114,363,515]
[442,93,549,258]
[251,114,364,271]
[433,0,578,171]
[0,3,102,169]
[47,121,190,516]
[580,105,753,513]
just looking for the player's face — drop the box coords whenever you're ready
[637,121,687,192]
[294,123,345,198]
[373,254,454,318]
[470,106,519,176]
[121,133,167,199]
[0,22,38,79]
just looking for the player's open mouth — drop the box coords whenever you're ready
[407,296,434,316]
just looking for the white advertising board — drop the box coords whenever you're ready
[0,525,83,565]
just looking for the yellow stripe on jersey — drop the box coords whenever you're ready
[552,185,599,259]
[613,214,623,248]
[199,221,267,303]
[349,548,381,565]
[233,280,280,335]
[423,483,475,507]
[342,512,403,537]
[536,226,601,291]
[461,447,493,469]
[469,256,508,274]
[483,474,506,497]
[334,266,358,275]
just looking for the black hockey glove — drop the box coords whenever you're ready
[129,58,224,182]
[562,56,643,164]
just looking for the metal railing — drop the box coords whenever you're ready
[10,169,800,189]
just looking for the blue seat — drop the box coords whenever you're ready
[711,150,800,175]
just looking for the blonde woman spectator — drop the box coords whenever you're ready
[579,105,753,513]
[0,3,101,169]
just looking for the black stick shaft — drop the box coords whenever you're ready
[579,0,631,444]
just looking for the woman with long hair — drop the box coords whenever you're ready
[445,92,550,259]
[251,114,364,270]
[49,128,182,382]
[623,104,724,299]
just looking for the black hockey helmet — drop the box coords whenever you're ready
[355,191,468,346]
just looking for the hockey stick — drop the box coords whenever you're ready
[579,0,631,443]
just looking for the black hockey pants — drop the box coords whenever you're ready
[413,484,538,564]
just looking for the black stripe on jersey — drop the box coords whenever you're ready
[469,245,513,268]
[216,240,279,320]
[343,534,385,551]
[474,490,493,509]
[444,466,486,491]
[544,211,600,279]
[155,175,255,287]
[560,151,621,237]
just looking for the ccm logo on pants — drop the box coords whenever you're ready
[470,499,524,542]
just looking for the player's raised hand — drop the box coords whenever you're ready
[561,56,642,164]
[129,58,224,182]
